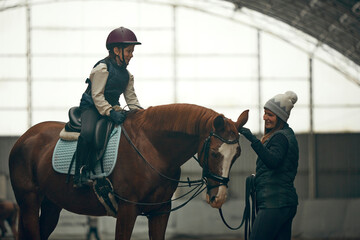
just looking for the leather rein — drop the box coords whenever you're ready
[114,124,239,216]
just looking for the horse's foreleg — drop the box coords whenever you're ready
[147,204,171,240]
[17,192,41,240]
[7,217,18,239]
[8,205,19,239]
[10,221,18,240]
[0,220,6,237]
[39,197,62,240]
[115,204,138,240]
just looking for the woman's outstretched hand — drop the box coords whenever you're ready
[239,127,258,143]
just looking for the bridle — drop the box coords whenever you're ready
[195,131,240,193]
[197,131,254,238]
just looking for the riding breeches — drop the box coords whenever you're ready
[77,107,101,169]
[250,206,297,240]
[80,107,101,142]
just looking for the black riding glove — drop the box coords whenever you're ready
[239,127,258,143]
[110,110,127,124]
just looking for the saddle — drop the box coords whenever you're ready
[64,106,82,132]
[63,106,114,163]
[61,107,118,217]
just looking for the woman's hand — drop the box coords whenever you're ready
[239,127,258,143]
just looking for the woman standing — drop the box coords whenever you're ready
[74,27,142,188]
[239,91,299,240]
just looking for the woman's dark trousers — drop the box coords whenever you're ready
[250,206,297,240]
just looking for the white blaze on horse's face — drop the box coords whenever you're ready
[206,142,238,209]
[219,142,238,177]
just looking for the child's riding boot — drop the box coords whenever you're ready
[73,136,93,188]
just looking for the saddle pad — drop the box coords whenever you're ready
[52,126,121,178]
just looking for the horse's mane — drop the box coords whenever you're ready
[134,103,219,136]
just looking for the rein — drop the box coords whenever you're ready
[114,124,239,216]
[114,122,254,234]
[121,125,204,186]
[113,124,206,216]
[113,179,207,217]
[219,174,256,240]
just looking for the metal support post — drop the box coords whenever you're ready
[308,57,317,199]
[26,0,32,128]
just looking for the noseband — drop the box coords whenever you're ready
[198,131,239,191]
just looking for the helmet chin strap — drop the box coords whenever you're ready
[115,47,127,68]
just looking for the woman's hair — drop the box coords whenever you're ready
[261,115,285,143]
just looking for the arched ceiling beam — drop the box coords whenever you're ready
[1,0,359,85]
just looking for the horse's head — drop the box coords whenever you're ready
[199,110,249,209]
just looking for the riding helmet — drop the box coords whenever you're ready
[106,27,141,50]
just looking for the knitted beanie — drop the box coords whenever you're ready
[264,91,298,122]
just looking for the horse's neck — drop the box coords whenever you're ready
[131,104,216,167]
[132,125,199,169]
[140,104,215,136]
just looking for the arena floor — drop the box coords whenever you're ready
[1,236,357,240]
[168,236,356,240]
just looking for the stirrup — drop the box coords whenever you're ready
[73,176,93,188]
[73,166,93,188]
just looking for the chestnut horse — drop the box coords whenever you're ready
[0,200,18,238]
[9,103,248,240]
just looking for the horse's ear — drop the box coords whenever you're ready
[213,115,225,131]
[235,110,249,130]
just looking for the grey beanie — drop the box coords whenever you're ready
[264,91,298,122]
